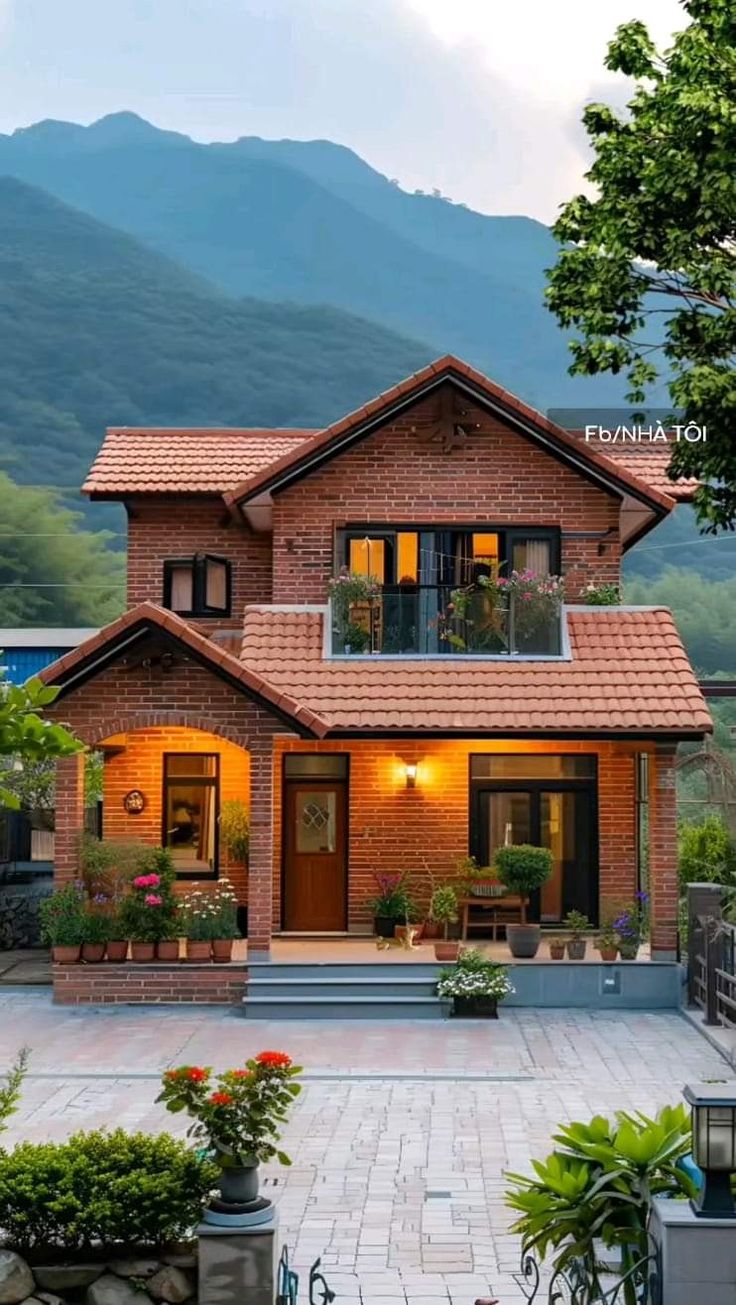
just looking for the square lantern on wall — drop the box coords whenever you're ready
[684,1082,736,1218]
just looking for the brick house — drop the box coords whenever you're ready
[43,356,710,961]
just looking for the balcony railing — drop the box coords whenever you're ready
[330,585,564,657]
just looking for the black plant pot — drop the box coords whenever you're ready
[374,915,401,939]
[452,996,498,1019]
[506,923,541,958]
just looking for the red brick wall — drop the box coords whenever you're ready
[270,393,622,603]
[53,963,246,1004]
[126,498,272,629]
[274,737,645,932]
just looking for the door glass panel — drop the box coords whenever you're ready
[285,755,348,779]
[487,791,532,861]
[540,791,576,922]
[295,790,336,854]
[512,537,551,574]
[472,755,595,780]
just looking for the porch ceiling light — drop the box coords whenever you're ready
[405,763,418,789]
[684,1082,736,1218]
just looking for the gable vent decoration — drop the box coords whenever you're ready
[414,388,480,454]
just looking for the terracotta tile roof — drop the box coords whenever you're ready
[223,355,677,514]
[567,434,701,503]
[83,428,316,496]
[239,605,712,736]
[39,602,330,737]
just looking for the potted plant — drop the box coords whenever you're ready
[365,873,414,938]
[219,800,250,865]
[494,844,553,959]
[156,918,180,962]
[436,947,514,1018]
[180,889,218,961]
[430,884,460,961]
[210,878,239,961]
[596,920,619,962]
[119,870,170,961]
[328,570,381,653]
[80,906,111,963]
[106,906,129,963]
[39,881,86,963]
[548,936,566,960]
[613,892,649,959]
[458,855,499,898]
[157,1050,303,1219]
[563,910,590,960]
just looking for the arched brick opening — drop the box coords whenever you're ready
[82,711,252,751]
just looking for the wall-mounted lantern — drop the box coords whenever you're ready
[404,763,417,789]
[684,1082,736,1218]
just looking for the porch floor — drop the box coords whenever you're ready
[259,936,655,964]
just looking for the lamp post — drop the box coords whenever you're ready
[684,1082,736,1218]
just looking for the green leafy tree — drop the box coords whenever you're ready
[0,669,81,806]
[678,812,736,888]
[547,0,736,530]
[0,471,124,625]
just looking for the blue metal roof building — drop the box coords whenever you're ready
[0,629,97,684]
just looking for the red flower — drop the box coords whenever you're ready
[209,1091,234,1106]
[185,1067,208,1083]
[255,1051,292,1068]
[230,1069,252,1079]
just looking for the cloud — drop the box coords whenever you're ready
[0,0,688,222]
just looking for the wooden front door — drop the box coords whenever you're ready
[283,780,348,930]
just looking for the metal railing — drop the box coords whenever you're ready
[331,586,563,657]
[686,881,736,1029]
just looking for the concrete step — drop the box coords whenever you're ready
[247,962,444,980]
[247,975,441,999]
[241,994,451,1020]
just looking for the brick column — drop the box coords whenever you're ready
[54,752,86,884]
[649,744,679,959]
[247,737,274,960]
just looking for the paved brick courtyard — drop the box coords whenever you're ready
[0,988,729,1305]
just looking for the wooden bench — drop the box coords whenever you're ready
[459,893,524,942]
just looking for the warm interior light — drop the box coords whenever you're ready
[405,763,418,789]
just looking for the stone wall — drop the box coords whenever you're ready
[0,1247,196,1305]
[0,873,52,949]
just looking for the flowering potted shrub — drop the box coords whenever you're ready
[119,874,165,961]
[436,947,514,1018]
[210,878,239,961]
[180,889,218,961]
[105,906,129,963]
[499,570,565,654]
[80,905,112,963]
[157,1051,303,1217]
[39,881,86,963]
[584,581,621,606]
[614,892,649,959]
[365,873,414,938]
[563,909,590,960]
[328,570,381,653]
[596,919,619,962]
[430,884,460,961]
[494,844,552,958]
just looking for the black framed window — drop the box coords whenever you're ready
[163,753,220,879]
[338,526,560,584]
[163,554,231,617]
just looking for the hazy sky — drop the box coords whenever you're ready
[0,0,686,222]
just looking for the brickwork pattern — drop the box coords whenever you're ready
[52,963,246,1004]
[271,394,621,604]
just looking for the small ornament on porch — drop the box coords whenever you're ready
[123,789,146,815]
[157,1051,303,1228]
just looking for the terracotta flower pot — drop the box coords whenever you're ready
[434,940,460,962]
[549,941,566,960]
[598,947,618,962]
[130,941,156,962]
[423,921,442,940]
[106,940,128,962]
[212,939,234,962]
[186,939,212,962]
[81,942,106,964]
[156,939,180,961]
[52,944,81,964]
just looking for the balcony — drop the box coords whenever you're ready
[329,581,565,658]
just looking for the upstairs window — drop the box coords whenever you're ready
[163,554,231,617]
[339,527,558,586]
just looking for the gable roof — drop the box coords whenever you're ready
[222,356,676,516]
[238,604,712,738]
[39,602,329,737]
[83,428,316,497]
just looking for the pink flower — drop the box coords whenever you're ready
[145,894,163,907]
[133,873,161,889]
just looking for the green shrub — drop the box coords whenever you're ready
[494,844,552,920]
[39,883,86,947]
[0,1129,217,1251]
[678,814,736,891]
[0,1050,28,1138]
[219,799,250,862]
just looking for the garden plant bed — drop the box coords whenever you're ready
[52,963,247,1005]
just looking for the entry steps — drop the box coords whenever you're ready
[241,961,450,1020]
